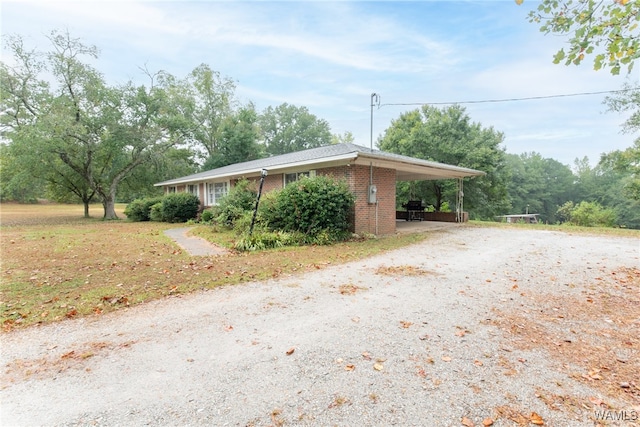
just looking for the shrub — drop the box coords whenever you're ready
[556,201,574,224]
[149,202,163,222]
[200,208,215,223]
[233,230,297,252]
[556,200,616,227]
[569,201,616,227]
[215,179,257,228]
[159,193,200,223]
[260,175,355,237]
[124,197,164,221]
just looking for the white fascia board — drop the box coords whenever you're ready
[354,153,485,178]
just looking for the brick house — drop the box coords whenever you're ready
[154,143,484,235]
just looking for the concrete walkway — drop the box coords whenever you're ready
[164,227,229,256]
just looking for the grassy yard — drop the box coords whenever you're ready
[468,219,640,237]
[0,203,430,330]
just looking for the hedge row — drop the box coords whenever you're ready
[124,193,200,223]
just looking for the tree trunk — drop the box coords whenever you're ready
[102,189,118,220]
[83,201,90,218]
[433,182,443,211]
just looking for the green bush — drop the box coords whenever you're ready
[233,230,297,251]
[200,208,215,223]
[150,202,163,222]
[260,175,355,237]
[215,179,257,228]
[124,197,164,221]
[556,200,616,227]
[569,201,616,227]
[159,193,200,223]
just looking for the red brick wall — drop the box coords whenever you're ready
[243,174,284,193]
[163,164,398,235]
[349,165,396,235]
[250,166,397,235]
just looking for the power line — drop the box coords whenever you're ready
[379,88,637,107]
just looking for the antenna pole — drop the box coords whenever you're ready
[370,93,379,152]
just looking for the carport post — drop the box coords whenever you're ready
[456,178,464,223]
[249,169,268,236]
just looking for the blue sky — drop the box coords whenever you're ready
[2,0,638,167]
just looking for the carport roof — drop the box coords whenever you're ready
[155,143,485,186]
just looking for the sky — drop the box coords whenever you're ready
[2,0,639,167]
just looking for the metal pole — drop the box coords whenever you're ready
[370,93,379,152]
[249,169,267,236]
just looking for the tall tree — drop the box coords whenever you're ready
[0,30,194,219]
[520,0,640,74]
[259,103,332,155]
[119,147,199,202]
[331,130,355,145]
[378,105,509,219]
[505,152,575,223]
[605,83,640,199]
[202,103,263,170]
[0,143,44,203]
[186,64,237,160]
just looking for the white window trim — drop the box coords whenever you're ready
[187,184,199,197]
[283,170,314,187]
[206,181,229,206]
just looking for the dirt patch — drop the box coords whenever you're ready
[375,264,441,276]
[492,267,640,408]
[1,227,639,426]
[3,340,138,384]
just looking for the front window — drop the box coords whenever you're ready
[284,171,310,186]
[168,186,177,193]
[187,184,199,196]
[207,182,228,205]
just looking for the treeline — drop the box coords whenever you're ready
[0,30,348,218]
[378,104,640,229]
[1,30,638,228]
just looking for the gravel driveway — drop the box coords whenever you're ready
[1,226,638,426]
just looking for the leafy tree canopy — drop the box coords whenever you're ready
[378,105,509,219]
[259,103,332,156]
[605,83,640,200]
[202,103,264,170]
[0,30,196,219]
[505,152,574,223]
[519,0,640,75]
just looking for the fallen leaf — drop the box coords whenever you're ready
[482,418,494,426]
[362,352,372,360]
[224,325,234,332]
[530,412,544,425]
[442,356,452,362]
[400,320,413,329]
[344,364,355,371]
[456,330,466,337]
[461,416,474,426]
[286,347,295,355]
[474,359,484,366]
[588,396,604,406]
[373,363,384,371]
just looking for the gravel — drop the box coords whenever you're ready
[1,226,638,426]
